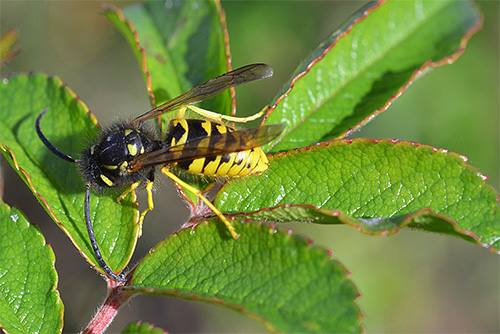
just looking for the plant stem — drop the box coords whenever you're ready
[81,279,134,334]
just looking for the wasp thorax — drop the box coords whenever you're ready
[98,129,144,166]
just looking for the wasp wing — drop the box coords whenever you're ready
[127,63,273,126]
[128,123,285,171]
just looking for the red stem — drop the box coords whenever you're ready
[81,279,134,334]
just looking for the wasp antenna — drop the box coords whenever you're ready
[85,184,125,282]
[36,109,79,164]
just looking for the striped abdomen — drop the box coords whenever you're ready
[165,119,269,177]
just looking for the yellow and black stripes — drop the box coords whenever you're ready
[36,64,284,281]
[166,119,269,177]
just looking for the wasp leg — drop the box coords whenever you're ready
[85,184,125,281]
[116,181,141,203]
[161,166,239,239]
[137,180,154,237]
[117,180,154,237]
[184,105,268,123]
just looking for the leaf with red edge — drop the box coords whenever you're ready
[104,0,236,205]
[0,200,63,333]
[0,73,140,277]
[103,0,233,116]
[128,220,362,334]
[263,0,482,153]
[216,140,500,253]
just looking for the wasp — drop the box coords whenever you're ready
[36,64,285,281]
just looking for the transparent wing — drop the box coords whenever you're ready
[128,123,285,171]
[127,63,273,126]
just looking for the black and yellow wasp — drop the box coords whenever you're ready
[36,63,285,281]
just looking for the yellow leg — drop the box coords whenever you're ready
[137,180,154,237]
[117,180,154,237]
[177,106,187,119]
[161,166,239,239]
[117,181,141,203]
[186,105,268,123]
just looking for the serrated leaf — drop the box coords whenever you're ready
[0,73,140,276]
[128,221,362,333]
[122,321,167,334]
[104,0,233,204]
[104,0,232,115]
[264,0,482,153]
[0,200,63,333]
[216,140,500,252]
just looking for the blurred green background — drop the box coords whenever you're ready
[1,1,498,333]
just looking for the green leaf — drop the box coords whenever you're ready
[0,200,63,333]
[128,221,362,333]
[104,0,234,204]
[264,0,482,153]
[122,321,167,334]
[104,0,233,115]
[0,73,140,276]
[216,140,500,252]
